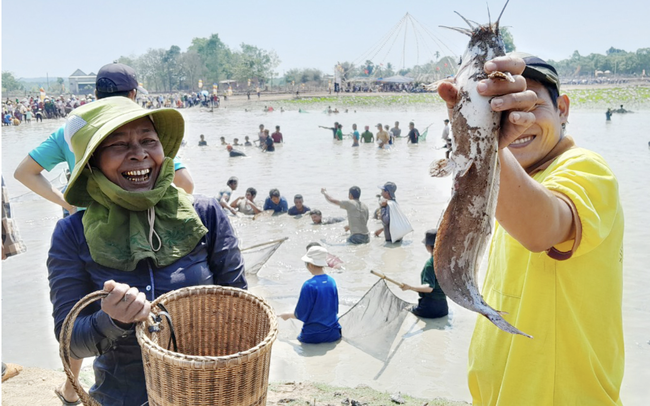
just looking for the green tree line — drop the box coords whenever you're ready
[117,34,281,93]
[549,47,650,77]
[3,29,648,95]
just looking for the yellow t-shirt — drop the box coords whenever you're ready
[468,148,624,405]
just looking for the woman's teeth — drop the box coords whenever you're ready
[124,169,151,176]
[122,169,151,182]
[511,135,534,146]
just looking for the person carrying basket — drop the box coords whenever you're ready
[47,97,246,405]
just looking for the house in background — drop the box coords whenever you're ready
[68,69,96,94]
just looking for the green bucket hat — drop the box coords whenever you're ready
[63,97,184,207]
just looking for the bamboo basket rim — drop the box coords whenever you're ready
[135,285,278,366]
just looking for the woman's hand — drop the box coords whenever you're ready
[101,280,151,328]
[437,55,538,149]
[400,283,412,292]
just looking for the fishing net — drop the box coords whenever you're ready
[241,237,287,275]
[339,279,413,361]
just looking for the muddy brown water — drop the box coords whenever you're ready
[2,105,648,403]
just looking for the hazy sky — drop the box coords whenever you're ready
[2,0,649,79]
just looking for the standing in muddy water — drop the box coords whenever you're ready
[400,229,448,318]
[278,246,342,344]
[438,53,624,404]
[321,186,370,244]
[441,119,451,158]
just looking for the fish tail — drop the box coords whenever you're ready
[483,311,533,339]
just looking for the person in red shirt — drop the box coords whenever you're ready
[271,125,283,143]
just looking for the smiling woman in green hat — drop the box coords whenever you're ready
[47,96,247,405]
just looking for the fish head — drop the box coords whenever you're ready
[442,1,510,76]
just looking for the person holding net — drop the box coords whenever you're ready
[279,246,342,343]
[400,229,448,318]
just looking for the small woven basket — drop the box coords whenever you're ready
[59,286,278,406]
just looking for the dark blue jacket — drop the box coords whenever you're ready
[48,195,246,405]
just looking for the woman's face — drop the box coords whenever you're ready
[93,117,165,192]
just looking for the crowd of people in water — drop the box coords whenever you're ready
[1,52,630,405]
[195,118,449,158]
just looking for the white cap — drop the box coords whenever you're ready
[301,246,329,267]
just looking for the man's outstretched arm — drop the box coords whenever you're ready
[321,188,341,206]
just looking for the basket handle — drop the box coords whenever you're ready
[59,291,175,405]
[59,290,107,406]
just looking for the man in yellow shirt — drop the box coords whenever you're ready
[438,53,624,405]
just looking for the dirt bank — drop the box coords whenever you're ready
[1,367,469,406]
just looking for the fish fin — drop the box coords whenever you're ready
[424,80,446,92]
[459,159,475,178]
[483,311,532,338]
[430,158,454,177]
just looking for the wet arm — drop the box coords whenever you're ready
[279,312,296,320]
[14,155,76,212]
[496,148,574,252]
[402,284,433,293]
[247,199,263,214]
[321,189,341,206]
[173,168,194,194]
[230,196,243,209]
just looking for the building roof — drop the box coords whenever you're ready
[70,69,87,77]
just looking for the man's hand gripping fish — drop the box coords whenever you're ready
[429,2,532,338]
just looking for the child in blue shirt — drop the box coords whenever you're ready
[263,188,288,213]
[279,246,342,343]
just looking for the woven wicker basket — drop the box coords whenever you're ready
[59,286,278,406]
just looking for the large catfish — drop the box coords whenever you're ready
[430,2,532,338]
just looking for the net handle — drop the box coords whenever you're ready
[370,270,405,288]
[240,237,288,252]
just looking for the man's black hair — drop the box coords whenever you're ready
[310,209,322,216]
[269,188,280,197]
[246,187,257,197]
[349,186,361,199]
[95,90,132,100]
[542,82,560,110]
[306,241,322,250]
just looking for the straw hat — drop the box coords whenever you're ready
[63,97,184,207]
[301,246,329,267]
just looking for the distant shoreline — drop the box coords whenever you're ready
[4,83,649,112]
